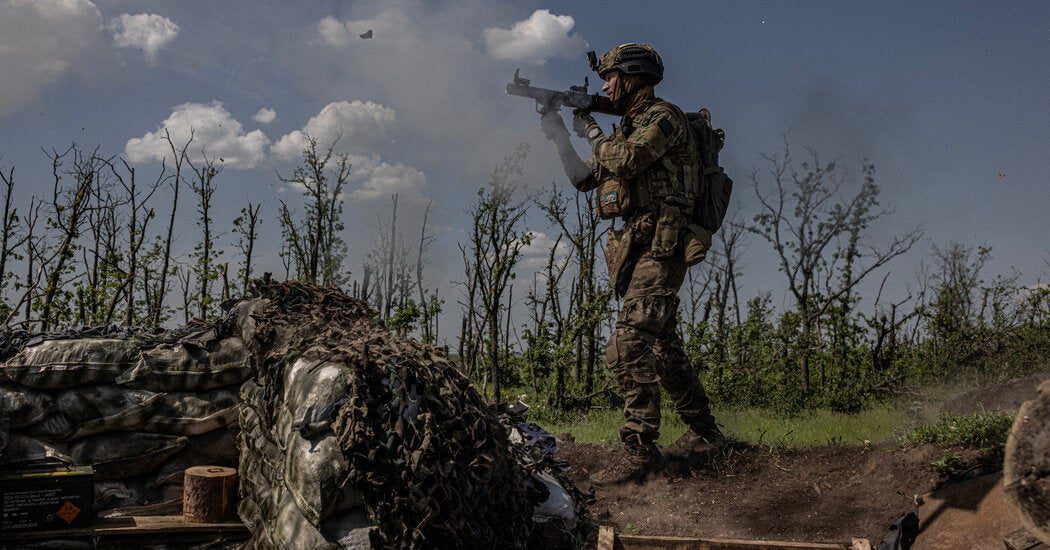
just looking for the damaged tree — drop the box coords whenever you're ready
[277,135,351,288]
[748,139,920,393]
[461,145,531,403]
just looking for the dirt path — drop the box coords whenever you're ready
[559,438,1006,546]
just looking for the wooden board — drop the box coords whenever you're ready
[597,525,867,550]
[1005,527,1050,550]
[0,515,248,542]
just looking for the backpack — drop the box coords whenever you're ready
[686,108,733,234]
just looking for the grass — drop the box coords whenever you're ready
[902,410,1014,450]
[526,399,937,448]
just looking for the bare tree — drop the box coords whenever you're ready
[39,145,102,330]
[462,145,532,402]
[414,200,441,343]
[536,183,608,394]
[233,201,262,293]
[277,136,351,287]
[748,138,921,392]
[0,163,28,315]
[99,157,162,326]
[384,194,398,319]
[149,130,193,326]
[188,152,223,320]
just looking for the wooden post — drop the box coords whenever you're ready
[183,466,237,523]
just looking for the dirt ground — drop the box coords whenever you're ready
[557,373,1048,548]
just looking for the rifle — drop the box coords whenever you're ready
[506,68,623,116]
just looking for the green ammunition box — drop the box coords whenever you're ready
[0,465,94,531]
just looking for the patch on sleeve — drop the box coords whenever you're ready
[657,116,675,136]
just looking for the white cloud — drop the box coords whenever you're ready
[109,13,179,63]
[483,9,586,65]
[350,158,427,201]
[274,100,423,200]
[272,100,395,159]
[124,101,270,169]
[0,0,107,115]
[311,7,532,180]
[317,15,351,47]
[252,108,277,124]
[519,230,571,270]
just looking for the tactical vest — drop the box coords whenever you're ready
[625,100,697,214]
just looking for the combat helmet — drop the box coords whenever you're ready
[591,43,664,85]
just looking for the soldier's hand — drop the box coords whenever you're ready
[572,109,601,141]
[540,111,569,142]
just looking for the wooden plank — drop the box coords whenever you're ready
[598,525,618,550]
[1005,527,1050,550]
[850,539,872,550]
[615,533,848,550]
[0,515,248,542]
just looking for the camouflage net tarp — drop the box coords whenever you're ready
[242,278,592,549]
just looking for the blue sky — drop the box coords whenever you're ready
[1,0,1047,335]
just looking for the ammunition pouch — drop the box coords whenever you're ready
[604,225,634,294]
[682,223,713,267]
[650,204,682,260]
[595,177,634,220]
[696,165,733,233]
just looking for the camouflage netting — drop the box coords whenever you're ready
[239,278,594,549]
[0,278,593,548]
[0,322,243,518]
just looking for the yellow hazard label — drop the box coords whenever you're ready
[56,500,81,524]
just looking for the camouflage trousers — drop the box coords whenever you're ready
[606,249,718,448]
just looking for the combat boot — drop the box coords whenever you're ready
[590,437,665,486]
[671,425,724,457]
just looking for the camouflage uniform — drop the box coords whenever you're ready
[572,85,719,453]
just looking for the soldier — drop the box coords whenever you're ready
[539,43,722,485]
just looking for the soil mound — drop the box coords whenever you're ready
[940,373,1049,416]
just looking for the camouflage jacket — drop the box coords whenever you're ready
[575,90,699,220]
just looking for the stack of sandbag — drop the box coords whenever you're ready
[0,324,246,517]
[234,278,595,549]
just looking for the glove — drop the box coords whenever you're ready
[540,111,569,142]
[572,109,602,142]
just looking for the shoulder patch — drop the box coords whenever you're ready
[657,117,675,136]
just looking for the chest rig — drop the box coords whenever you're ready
[619,100,699,218]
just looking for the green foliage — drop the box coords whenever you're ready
[903,411,1013,450]
[930,449,965,476]
[388,299,422,334]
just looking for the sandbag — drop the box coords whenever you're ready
[0,433,71,466]
[275,360,348,449]
[116,337,249,392]
[70,432,187,480]
[151,428,239,487]
[95,480,135,510]
[0,386,53,428]
[232,297,267,344]
[1,338,141,388]
[532,471,576,526]
[140,388,239,436]
[273,360,361,526]
[283,429,362,526]
[29,386,162,441]
[272,490,366,550]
